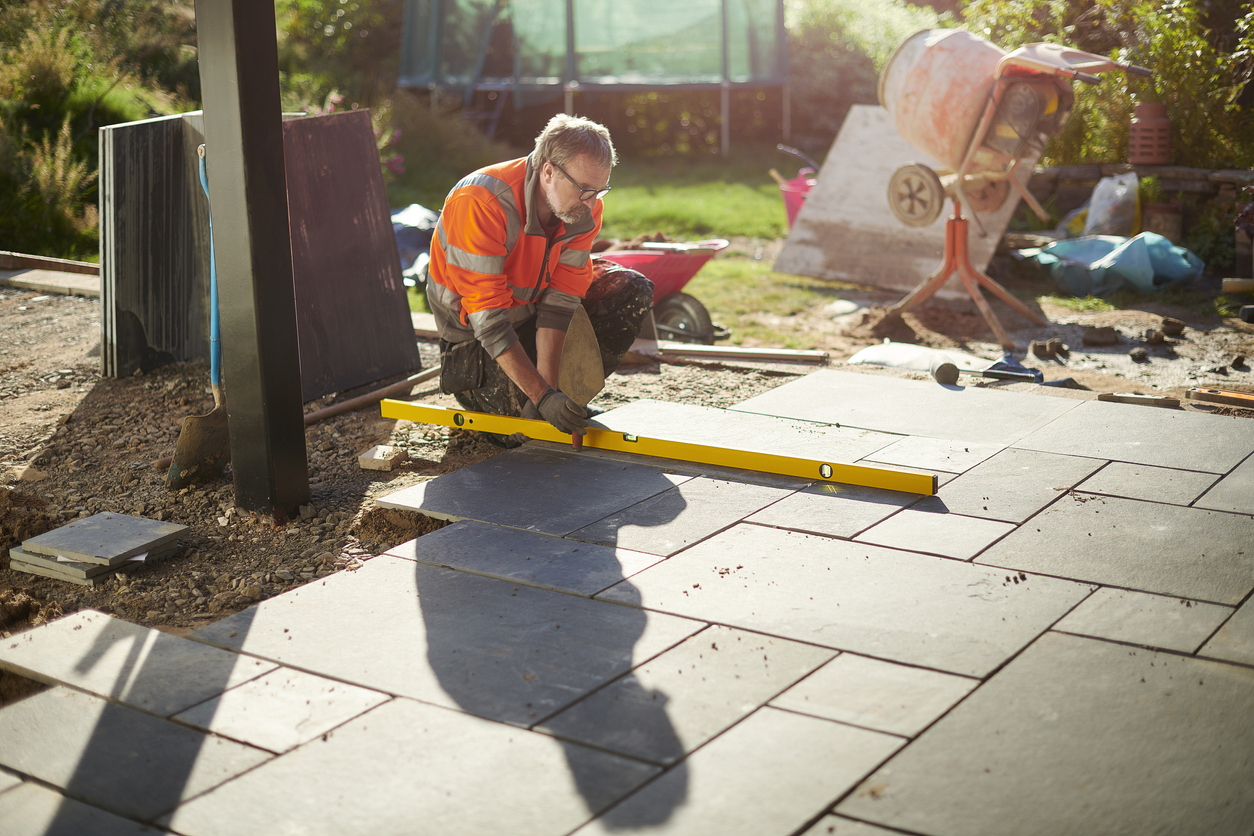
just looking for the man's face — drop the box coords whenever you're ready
[542,154,611,226]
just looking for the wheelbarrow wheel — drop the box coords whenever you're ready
[654,292,715,344]
[889,163,945,227]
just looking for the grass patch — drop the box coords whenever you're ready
[682,255,858,348]
[599,152,789,241]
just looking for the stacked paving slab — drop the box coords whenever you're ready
[1,370,1253,836]
[10,512,185,586]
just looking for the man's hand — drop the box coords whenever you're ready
[532,388,588,435]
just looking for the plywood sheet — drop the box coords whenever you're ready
[774,105,1033,300]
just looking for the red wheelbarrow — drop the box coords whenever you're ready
[598,239,730,343]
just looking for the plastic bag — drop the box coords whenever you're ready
[1014,232,1203,298]
[1083,173,1140,237]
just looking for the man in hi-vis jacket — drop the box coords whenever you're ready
[427,113,653,446]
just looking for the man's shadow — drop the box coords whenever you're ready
[413,447,690,826]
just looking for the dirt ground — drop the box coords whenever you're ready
[1,249,1252,642]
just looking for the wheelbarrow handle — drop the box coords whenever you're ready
[1124,64,1153,78]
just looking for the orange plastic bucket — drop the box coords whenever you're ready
[878,29,1006,172]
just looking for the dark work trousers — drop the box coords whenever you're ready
[438,261,654,418]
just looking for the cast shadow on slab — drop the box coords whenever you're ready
[414,468,691,826]
[23,614,264,832]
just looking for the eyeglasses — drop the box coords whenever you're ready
[550,161,611,201]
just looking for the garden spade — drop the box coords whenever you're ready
[557,306,603,451]
[168,145,229,489]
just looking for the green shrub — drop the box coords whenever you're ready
[960,0,1254,169]
[785,0,942,151]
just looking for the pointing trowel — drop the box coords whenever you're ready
[558,306,604,450]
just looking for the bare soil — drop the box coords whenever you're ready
[1,256,1251,641]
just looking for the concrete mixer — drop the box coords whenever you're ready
[877,29,1150,350]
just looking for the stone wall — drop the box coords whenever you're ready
[1027,165,1253,277]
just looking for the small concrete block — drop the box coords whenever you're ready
[357,444,408,471]
[165,697,658,836]
[856,510,1015,561]
[0,687,270,822]
[191,556,703,726]
[746,482,917,539]
[978,494,1254,604]
[384,520,665,596]
[1200,597,1254,666]
[0,782,157,836]
[574,707,903,835]
[173,667,390,754]
[375,446,690,535]
[22,512,187,566]
[1055,588,1233,653]
[543,625,835,764]
[0,610,275,716]
[916,448,1104,523]
[1013,399,1254,473]
[599,524,1090,677]
[734,370,1080,446]
[569,477,795,556]
[837,633,1254,836]
[771,653,978,738]
[861,436,1003,474]
[1194,452,1254,515]
[799,816,905,836]
[1076,461,1218,506]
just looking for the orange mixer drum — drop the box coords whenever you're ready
[878,29,1007,172]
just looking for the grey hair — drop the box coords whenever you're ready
[533,113,617,170]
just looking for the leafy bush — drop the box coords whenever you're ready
[784,0,942,152]
[0,0,197,258]
[960,0,1254,168]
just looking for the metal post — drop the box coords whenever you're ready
[782,83,791,143]
[194,0,309,515]
[720,0,731,157]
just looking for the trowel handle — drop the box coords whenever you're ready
[572,432,583,451]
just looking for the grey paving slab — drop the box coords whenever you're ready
[0,782,157,836]
[860,436,1003,474]
[0,610,275,716]
[543,625,835,764]
[799,816,903,836]
[733,370,1080,446]
[1076,461,1219,506]
[746,482,917,539]
[569,477,795,556]
[855,509,1015,561]
[977,493,1254,604]
[0,687,269,822]
[594,399,900,464]
[22,512,186,565]
[384,520,665,596]
[375,445,689,535]
[0,766,20,795]
[1013,399,1254,473]
[191,555,703,726]
[574,707,903,835]
[914,448,1104,523]
[1200,596,1254,666]
[1054,588,1233,653]
[173,667,390,754]
[770,653,978,738]
[1195,451,1254,515]
[164,696,658,836]
[529,439,813,490]
[837,632,1254,836]
[599,524,1090,677]
[8,545,116,579]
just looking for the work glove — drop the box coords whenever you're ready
[531,387,588,436]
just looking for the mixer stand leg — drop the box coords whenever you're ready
[886,210,1046,352]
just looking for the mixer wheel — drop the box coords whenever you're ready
[888,164,945,227]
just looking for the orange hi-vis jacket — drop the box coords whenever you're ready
[426,153,602,358]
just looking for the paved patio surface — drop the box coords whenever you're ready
[2,369,1253,835]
